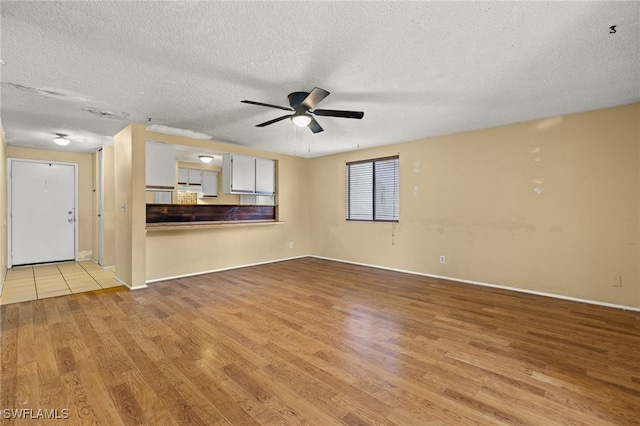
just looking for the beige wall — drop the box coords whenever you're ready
[114,125,147,288]
[5,146,95,262]
[309,104,640,308]
[112,124,309,283]
[0,131,6,286]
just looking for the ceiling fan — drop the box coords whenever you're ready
[241,87,364,133]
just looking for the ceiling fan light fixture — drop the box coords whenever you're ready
[291,113,312,127]
[243,88,362,134]
[53,134,70,146]
[198,155,214,164]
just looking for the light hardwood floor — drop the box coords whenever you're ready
[1,257,639,425]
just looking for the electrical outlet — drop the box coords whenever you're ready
[289,242,294,249]
[611,275,622,287]
[439,255,446,264]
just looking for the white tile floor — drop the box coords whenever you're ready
[0,261,123,305]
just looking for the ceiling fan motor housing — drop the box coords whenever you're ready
[288,92,310,110]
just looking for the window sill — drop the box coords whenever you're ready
[346,219,399,223]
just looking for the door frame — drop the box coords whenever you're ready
[97,148,104,265]
[7,158,79,268]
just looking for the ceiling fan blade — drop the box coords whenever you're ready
[256,115,292,127]
[241,100,293,111]
[308,117,324,133]
[302,87,330,109]
[312,109,364,119]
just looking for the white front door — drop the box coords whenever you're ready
[10,160,77,266]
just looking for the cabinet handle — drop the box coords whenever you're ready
[146,185,174,190]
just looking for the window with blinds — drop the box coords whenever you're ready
[345,156,399,222]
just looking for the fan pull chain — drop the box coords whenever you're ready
[293,123,297,157]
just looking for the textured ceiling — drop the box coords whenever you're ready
[1,1,639,158]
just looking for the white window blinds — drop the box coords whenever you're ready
[346,156,399,222]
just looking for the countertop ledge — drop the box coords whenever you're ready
[146,220,284,231]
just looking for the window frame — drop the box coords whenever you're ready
[345,155,399,223]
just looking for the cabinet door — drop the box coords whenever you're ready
[187,169,202,186]
[230,154,256,193]
[177,168,188,185]
[201,171,218,197]
[146,142,175,189]
[255,158,275,194]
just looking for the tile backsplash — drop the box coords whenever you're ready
[176,191,198,205]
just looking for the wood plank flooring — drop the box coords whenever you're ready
[1,257,639,425]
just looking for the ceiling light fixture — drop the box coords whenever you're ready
[291,113,312,127]
[53,134,70,146]
[198,155,214,164]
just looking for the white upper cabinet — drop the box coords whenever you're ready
[222,154,276,195]
[146,141,175,190]
[178,167,203,186]
[178,167,218,197]
[177,167,189,185]
[178,167,202,186]
[188,169,202,186]
[255,157,275,194]
[231,154,256,193]
[201,170,218,197]
[223,154,254,194]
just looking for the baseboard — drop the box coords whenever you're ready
[0,267,6,296]
[114,274,148,290]
[141,253,639,312]
[129,285,148,291]
[145,255,309,284]
[310,255,640,313]
[89,258,115,271]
